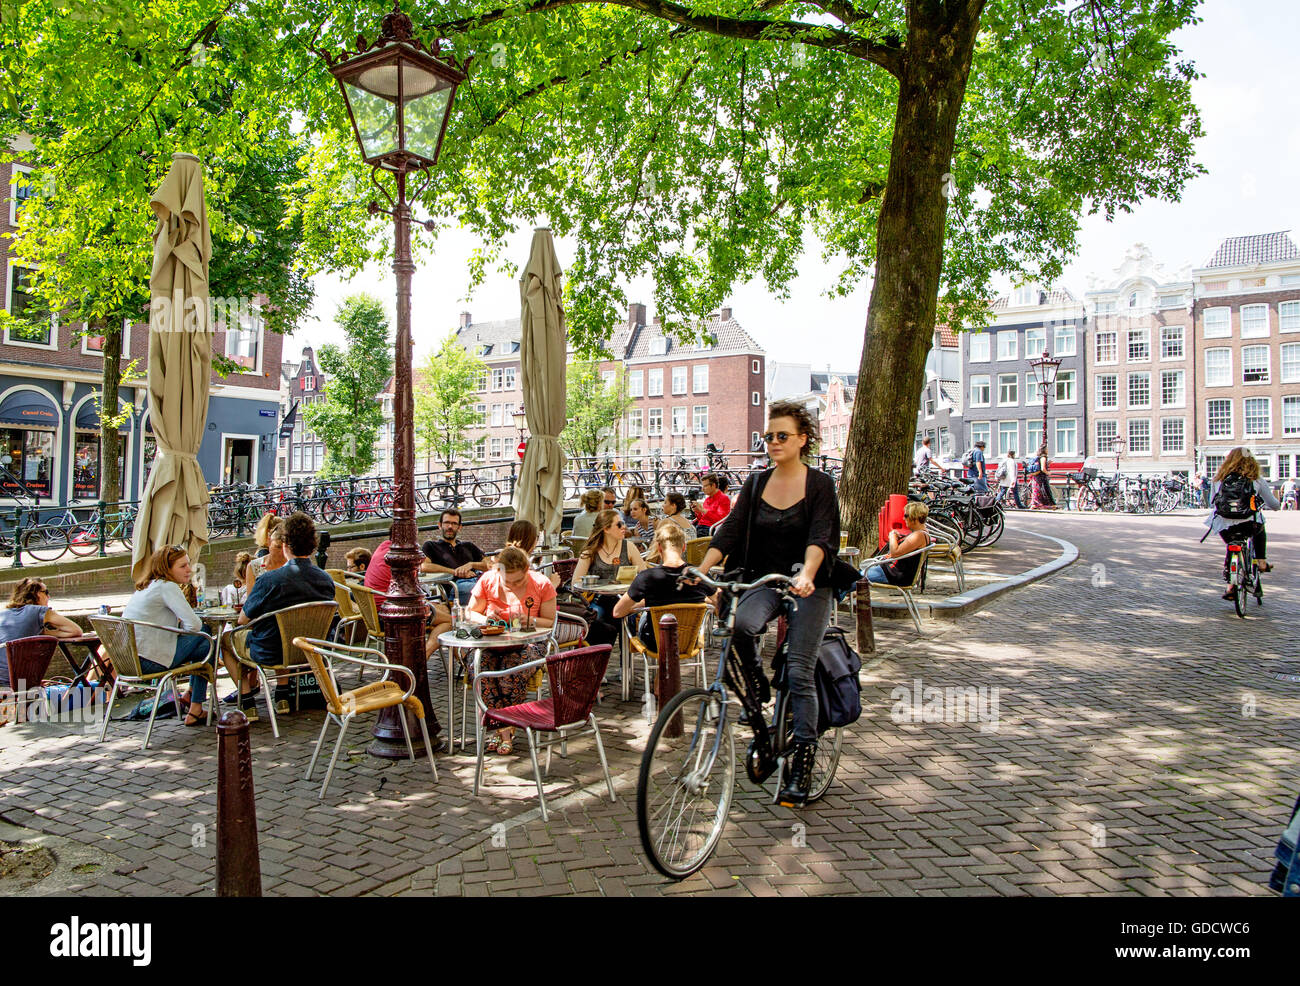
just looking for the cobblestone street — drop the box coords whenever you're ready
[3,511,1298,896]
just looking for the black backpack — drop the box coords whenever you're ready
[1214,473,1257,520]
[771,626,863,733]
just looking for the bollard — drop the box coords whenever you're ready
[855,577,876,655]
[657,613,682,738]
[216,709,262,897]
[11,506,24,569]
[96,498,108,557]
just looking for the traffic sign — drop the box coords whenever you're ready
[517,440,527,460]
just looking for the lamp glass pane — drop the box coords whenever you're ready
[404,74,454,162]
[343,80,398,160]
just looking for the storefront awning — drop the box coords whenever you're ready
[0,390,58,428]
[75,400,131,434]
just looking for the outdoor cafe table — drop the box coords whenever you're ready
[436,625,553,751]
[578,581,636,700]
[58,634,112,687]
[419,572,455,603]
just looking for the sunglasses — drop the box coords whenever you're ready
[763,431,797,445]
[454,626,484,640]
[613,521,626,529]
[604,500,616,506]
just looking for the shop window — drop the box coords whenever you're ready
[0,428,55,498]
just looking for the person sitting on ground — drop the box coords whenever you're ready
[344,547,371,578]
[248,516,286,584]
[226,512,336,719]
[689,473,732,532]
[505,519,561,587]
[122,546,214,727]
[864,501,931,586]
[464,546,556,756]
[421,508,488,605]
[221,552,253,607]
[572,508,649,646]
[0,578,84,693]
[626,498,656,540]
[613,522,713,649]
[571,489,605,540]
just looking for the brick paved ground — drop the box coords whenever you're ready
[2,512,1297,896]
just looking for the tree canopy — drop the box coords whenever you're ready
[561,361,632,460]
[414,332,488,470]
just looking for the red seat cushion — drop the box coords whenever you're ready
[483,698,587,732]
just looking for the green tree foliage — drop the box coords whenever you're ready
[303,295,393,477]
[0,0,1204,534]
[414,333,488,470]
[561,362,633,461]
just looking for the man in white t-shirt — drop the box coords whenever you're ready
[913,437,934,475]
[995,449,1023,508]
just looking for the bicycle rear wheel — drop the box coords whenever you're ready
[637,687,735,880]
[22,527,69,563]
[472,480,501,507]
[1230,552,1248,618]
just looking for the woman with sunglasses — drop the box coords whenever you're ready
[697,400,840,808]
[464,546,557,754]
[0,579,84,696]
[122,545,214,727]
[572,509,649,646]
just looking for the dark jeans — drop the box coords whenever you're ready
[140,633,213,705]
[729,586,832,745]
[586,595,621,647]
[1220,521,1266,562]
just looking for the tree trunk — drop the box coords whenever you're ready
[840,2,984,547]
[99,319,124,511]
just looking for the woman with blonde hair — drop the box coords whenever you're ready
[248,517,286,584]
[1205,447,1279,595]
[122,545,212,726]
[864,501,931,585]
[253,511,280,556]
[571,488,605,540]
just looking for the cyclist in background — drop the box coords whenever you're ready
[1204,447,1279,597]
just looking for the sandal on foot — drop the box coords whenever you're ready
[498,734,515,755]
[184,708,207,727]
[483,733,501,754]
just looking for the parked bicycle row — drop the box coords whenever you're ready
[564,446,844,501]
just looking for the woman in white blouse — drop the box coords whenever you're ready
[122,545,212,726]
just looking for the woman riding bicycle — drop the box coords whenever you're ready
[1205,447,1278,597]
[697,400,839,808]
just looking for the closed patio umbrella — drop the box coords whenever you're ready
[515,228,567,540]
[131,153,213,581]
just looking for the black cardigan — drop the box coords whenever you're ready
[710,466,840,588]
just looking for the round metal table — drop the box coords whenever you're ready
[437,625,553,750]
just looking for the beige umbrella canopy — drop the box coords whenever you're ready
[130,153,213,582]
[516,228,567,540]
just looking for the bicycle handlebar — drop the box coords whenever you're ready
[681,567,795,595]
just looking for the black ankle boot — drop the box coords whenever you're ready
[778,741,817,807]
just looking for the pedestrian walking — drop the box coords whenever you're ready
[964,440,989,493]
[995,449,1023,509]
[1029,443,1057,509]
[913,436,934,475]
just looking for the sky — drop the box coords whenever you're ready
[291,0,1300,375]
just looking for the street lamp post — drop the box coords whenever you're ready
[323,4,465,758]
[1112,435,1127,475]
[1029,349,1063,461]
[512,405,528,443]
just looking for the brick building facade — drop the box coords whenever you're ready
[2,140,281,508]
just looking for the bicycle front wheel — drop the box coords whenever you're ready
[637,687,735,880]
[774,697,843,804]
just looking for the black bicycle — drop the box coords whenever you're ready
[1223,527,1264,618]
[636,569,844,879]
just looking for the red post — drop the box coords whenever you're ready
[855,577,876,655]
[216,709,262,897]
[658,613,682,738]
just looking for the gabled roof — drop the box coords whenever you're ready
[937,325,960,348]
[1201,231,1300,269]
[614,312,764,360]
[992,288,1078,311]
[939,379,962,410]
[809,371,859,394]
[454,318,522,354]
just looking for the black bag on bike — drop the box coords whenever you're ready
[815,627,862,732]
[1213,473,1257,520]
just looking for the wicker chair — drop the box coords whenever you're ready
[548,557,579,588]
[473,644,615,821]
[325,570,367,647]
[347,582,385,649]
[862,545,932,633]
[925,529,966,593]
[684,537,712,568]
[89,617,219,750]
[293,637,438,799]
[224,601,338,738]
[627,603,711,717]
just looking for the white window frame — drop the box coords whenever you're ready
[648,368,664,397]
[3,262,57,350]
[647,408,664,436]
[490,404,502,427]
[1127,371,1151,410]
[601,369,616,390]
[491,368,504,391]
[1160,369,1185,409]
[996,332,1018,361]
[969,375,990,408]
[1054,325,1077,357]
[1205,348,1232,388]
[1054,417,1078,456]
[752,392,761,406]
[692,405,708,435]
[1096,374,1118,409]
[1284,396,1300,437]
[751,359,761,374]
[1160,416,1186,454]
[1280,300,1300,334]
[1203,306,1231,339]
[968,333,990,362]
[1206,399,1234,439]
[1095,419,1118,454]
[1127,418,1152,456]
[1026,420,1043,456]
[1242,345,1271,386]
[628,408,643,437]
[1282,342,1300,384]
[80,318,132,358]
[1024,327,1046,359]
[490,436,503,459]
[671,366,688,395]
[628,370,643,398]
[1095,330,1118,365]
[1127,327,1150,362]
[970,421,991,450]
[997,420,1019,456]
[1244,396,1271,438]
[997,373,1018,407]
[1240,303,1270,339]
[1055,369,1076,405]
[1160,325,1184,361]
[671,406,688,435]
[692,365,709,394]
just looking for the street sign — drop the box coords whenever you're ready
[517,440,527,460]
[258,409,275,417]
